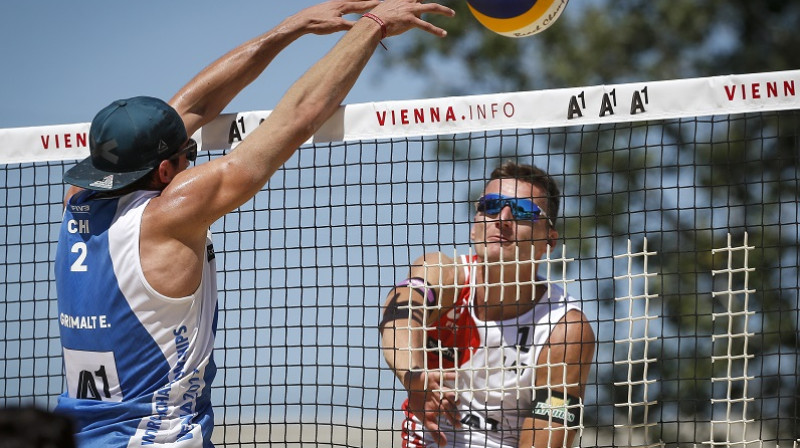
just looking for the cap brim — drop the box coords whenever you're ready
[63,156,154,191]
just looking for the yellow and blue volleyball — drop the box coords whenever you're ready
[466,0,568,38]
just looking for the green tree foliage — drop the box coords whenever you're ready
[383,0,800,443]
[387,0,799,93]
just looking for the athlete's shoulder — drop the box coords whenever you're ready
[410,251,460,284]
[541,280,582,307]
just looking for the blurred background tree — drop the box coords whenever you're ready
[379,0,800,443]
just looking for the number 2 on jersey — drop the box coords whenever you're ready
[71,241,88,272]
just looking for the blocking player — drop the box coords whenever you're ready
[380,161,595,448]
[54,1,454,446]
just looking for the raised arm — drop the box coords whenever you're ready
[170,0,381,136]
[63,1,383,206]
[379,252,462,447]
[380,253,449,390]
[157,0,454,234]
[520,310,595,448]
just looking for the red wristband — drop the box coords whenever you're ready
[362,12,388,50]
[363,12,387,38]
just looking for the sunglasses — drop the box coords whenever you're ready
[476,193,553,225]
[172,138,198,162]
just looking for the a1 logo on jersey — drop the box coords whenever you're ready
[63,347,123,401]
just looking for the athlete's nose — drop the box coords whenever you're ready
[498,204,515,222]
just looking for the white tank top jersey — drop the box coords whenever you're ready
[402,254,583,448]
[54,189,218,447]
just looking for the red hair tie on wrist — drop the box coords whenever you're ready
[362,12,388,50]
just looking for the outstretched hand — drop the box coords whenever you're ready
[369,0,455,38]
[405,370,461,446]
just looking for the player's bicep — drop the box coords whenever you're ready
[536,310,595,394]
[528,371,580,448]
[529,311,595,442]
[409,252,462,317]
[379,283,426,333]
[380,253,457,331]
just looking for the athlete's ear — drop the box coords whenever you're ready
[157,159,179,184]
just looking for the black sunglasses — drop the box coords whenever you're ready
[172,139,198,162]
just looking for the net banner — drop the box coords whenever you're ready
[1,69,798,165]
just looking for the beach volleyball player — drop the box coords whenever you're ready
[380,162,595,447]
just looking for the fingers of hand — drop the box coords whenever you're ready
[339,0,381,14]
[421,413,449,447]
[441,394,462,427]
[416,3,455,37]
[370,0,454,38]
[301,0,381,31]
[415,2,456,18]
[421,387,460,428]
[442,371,458,383]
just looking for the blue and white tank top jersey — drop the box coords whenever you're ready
[55,189,218,447]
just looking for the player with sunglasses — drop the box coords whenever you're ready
[380,161,595,448]
[54,1,454,446]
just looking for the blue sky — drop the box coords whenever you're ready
[0,1,428,129]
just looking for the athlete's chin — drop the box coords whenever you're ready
[475,241,520,262]
[478,238,514,247]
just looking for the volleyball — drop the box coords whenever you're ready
[466,0,568,38]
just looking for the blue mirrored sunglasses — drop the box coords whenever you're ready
[476,193,551,224]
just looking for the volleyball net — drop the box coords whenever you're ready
[1,69,799,447]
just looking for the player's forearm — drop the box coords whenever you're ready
[265,17,381,140]
[180,17,383,221]
[227,18,381,180]
[380,278,434,390]
[381,323,427,389]
[170,17,309,136]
